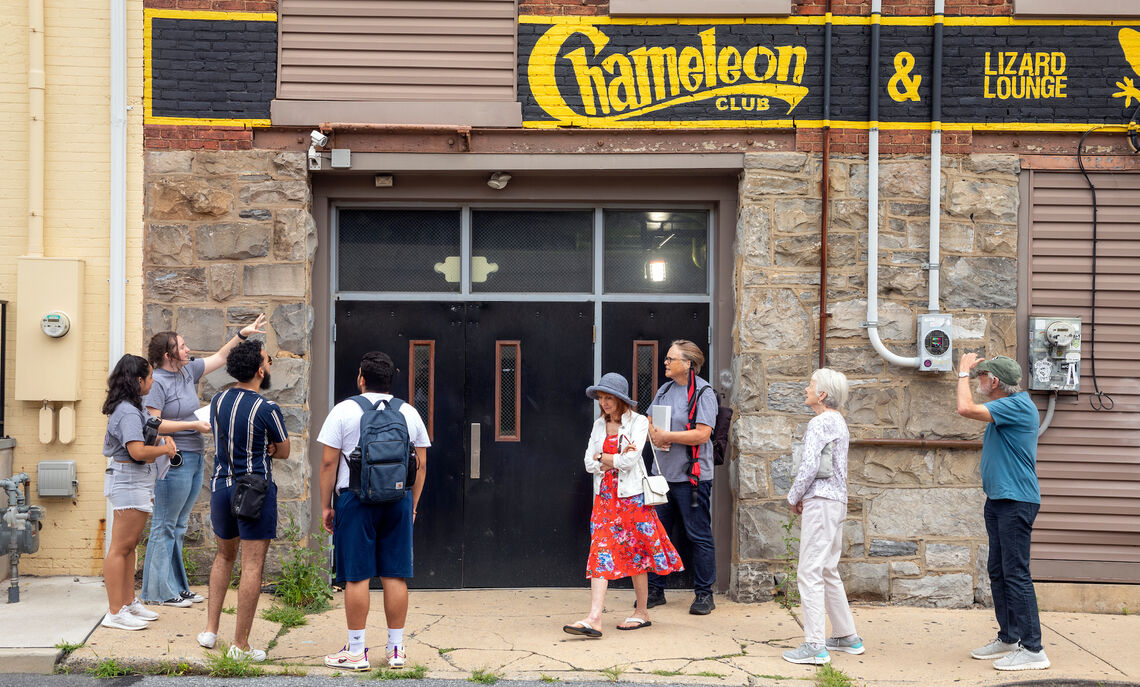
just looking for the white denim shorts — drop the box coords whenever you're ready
[104,461,156,513]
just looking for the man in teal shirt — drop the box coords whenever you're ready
[956,353,1049,672]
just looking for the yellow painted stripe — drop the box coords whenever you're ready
[522,119,1134,132]
[144,12,153,121]
[144,8,277,22]
[147,116,271,127]
[519,14,1140,28]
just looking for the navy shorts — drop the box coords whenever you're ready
[211,481,278,541]
[334,490,413,584]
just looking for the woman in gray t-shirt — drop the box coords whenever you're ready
[139,314,266,607]
[100,354,177,630]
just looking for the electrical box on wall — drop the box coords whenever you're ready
[917,313,953,372]
[1028,316,1081,392]
[14,257,84,401]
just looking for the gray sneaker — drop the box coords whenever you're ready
[993,646,1050,671]
[826,634,865,655]
[782,642,830,665]
[971,638,1018,660]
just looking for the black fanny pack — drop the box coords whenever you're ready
[231,472,270,520]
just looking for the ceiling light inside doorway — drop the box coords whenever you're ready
[646,258,667,283]
[487,172,512,190]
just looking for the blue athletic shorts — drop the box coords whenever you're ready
[334,490,413,583]
[211,481,278,541]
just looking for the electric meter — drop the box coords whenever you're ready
[40,311,71,338]
[917,313,953,372]
[1028,316,1081,392]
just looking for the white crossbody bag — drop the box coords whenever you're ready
[643,441,670,506]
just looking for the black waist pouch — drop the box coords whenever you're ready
[232,473,270,520]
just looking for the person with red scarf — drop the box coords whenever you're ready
[646,340,718,615]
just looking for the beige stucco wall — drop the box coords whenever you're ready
[0,1,146,574]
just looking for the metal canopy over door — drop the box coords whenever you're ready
[333,206,713,588]
[1024,170,1140,583]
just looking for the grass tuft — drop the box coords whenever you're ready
[814,663,855,687]
[148,661,191,676]
[203,645,266,678]
[469,667,502,684]
[261,603,308,629]
[599,665,626,682]
[695,670,727,678]
[370,664,428,680]
[87,658,133,679]
[650,669,684,676]
[54,641,82,659]
[539,674,560,682]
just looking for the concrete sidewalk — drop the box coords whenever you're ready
[3,577,1138,685]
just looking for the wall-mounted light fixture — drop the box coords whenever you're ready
[487,172,511,190]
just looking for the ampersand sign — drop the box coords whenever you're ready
[888,51,922,102]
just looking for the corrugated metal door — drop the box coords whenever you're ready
[277,0,517,101]
[1026,170,1140,583]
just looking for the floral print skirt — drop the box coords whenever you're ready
[586,470,684,580]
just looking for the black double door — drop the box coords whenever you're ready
[335,300,710,588]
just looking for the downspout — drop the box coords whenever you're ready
[866,0,919,367]
[928,0,944,312]
[818,1,833,370]
[107,0,128,554]
[27,0,45,257]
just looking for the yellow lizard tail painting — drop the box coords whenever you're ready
[1113,28,1140,108]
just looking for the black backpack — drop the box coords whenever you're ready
[694,386,733,466]
[346,396,416,504]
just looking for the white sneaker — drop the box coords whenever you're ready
[197,631,217,649]
[101,607,148,631]
[971,637,1018,660]
[227,644,267,662]
[126,598,158,621]
[386,645,406,668]
[325,646,370,671]
[994,646,1050,671]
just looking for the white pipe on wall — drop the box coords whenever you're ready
[110,0,126,366]
[928,0,944,312]
[27,0,45,257]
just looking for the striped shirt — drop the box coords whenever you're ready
[209,387,288,490]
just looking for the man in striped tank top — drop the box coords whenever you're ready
[197,339,290,662]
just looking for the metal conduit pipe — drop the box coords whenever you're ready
[1038,391,1057,437]
[27,0,45,257]
[850,437,982,449]
[867,0,919,367]
[928,0,944,312]
[818,1,833,370]
[318,123,473,151]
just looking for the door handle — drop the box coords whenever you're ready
[470,423,481,479]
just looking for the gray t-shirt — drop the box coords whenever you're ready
[142,357,206,453]
[103,401,149,462]
[650,378,717,482]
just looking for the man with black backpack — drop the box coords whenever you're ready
[317,351,429,672]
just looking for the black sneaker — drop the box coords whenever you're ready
[689,592,715,615]
[636,588,666,609]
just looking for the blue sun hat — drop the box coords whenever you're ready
[585,372,636,408]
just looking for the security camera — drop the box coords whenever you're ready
[307,145,322,171]
[310,130,329,148]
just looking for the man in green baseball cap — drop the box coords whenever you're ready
[956,352,1048,672]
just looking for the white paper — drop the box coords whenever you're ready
[193,405,211,423]
[651,404,671,429]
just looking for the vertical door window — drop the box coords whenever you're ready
[338,209,461,292]
[471,210,594,292]
[632,340,659,413]
[409,340,435,440]
[604,210,709,294]
[495,341,521,441]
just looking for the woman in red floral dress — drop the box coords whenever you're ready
[563,373,683,638]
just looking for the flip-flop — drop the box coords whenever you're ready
[617,617,652,631]
[562,620,603,638]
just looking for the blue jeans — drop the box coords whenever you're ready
[649,480,716,594]
[984,498,1042,652]
[141,451,204,602]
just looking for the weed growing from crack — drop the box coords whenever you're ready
[369,664,427,680]
[148,660,191,676]
[469,667,502,684]
[600,665,626,682]
[757,674,794,681]
[695,670,726,678]
[261,603,308,630]
[776,513,801,609]
[272,516,334,613]
[203,645,266,678]
[651,669,684,677]
[222,606,236,615]
[54,640,82,659]
[439,647,457,654]
[88,658,134,678]
[814,664,854,687]
[539,674,560,682]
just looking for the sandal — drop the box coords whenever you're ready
[562,620,603,638]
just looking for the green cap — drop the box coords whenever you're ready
[973,356,1022,386]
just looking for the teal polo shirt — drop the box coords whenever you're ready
[981,391,1041,504]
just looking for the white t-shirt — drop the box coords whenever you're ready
[316,393,431,492]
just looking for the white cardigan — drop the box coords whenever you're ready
[582,409,650,498]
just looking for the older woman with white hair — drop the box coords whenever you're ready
[783,368,863,666]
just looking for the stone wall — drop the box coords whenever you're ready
[731,152,1020,607]
[143,150,316,579]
